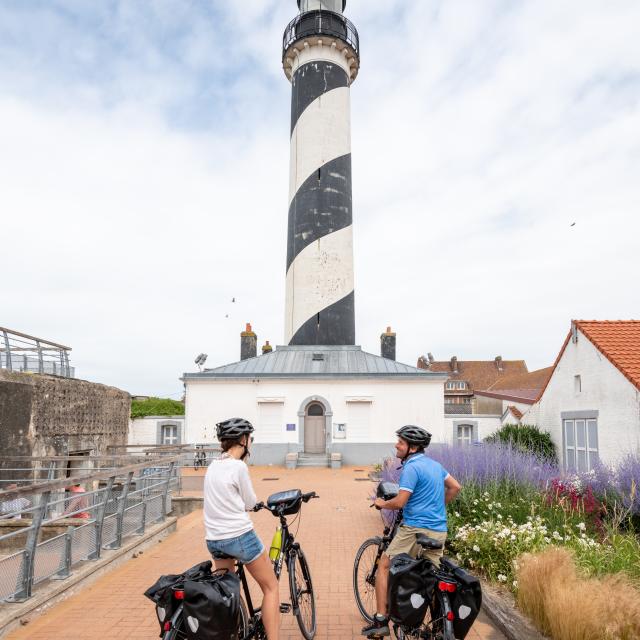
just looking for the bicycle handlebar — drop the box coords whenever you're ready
[251,492,319,515]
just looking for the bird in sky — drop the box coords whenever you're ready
[570,222,576,227]
[232,297,236,303]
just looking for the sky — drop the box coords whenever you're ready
[1,0,639,397]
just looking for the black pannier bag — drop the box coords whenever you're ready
[144,561,214,634]
[183,571,242,640]
[441,558,482,639]
[388,553,437,629]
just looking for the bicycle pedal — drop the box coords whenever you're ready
[279,603,291,613]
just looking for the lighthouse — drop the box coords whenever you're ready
[183,1,448,466]
[283,0,360,346]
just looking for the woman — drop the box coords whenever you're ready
[204,417,279,639]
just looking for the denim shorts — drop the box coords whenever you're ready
[206,529,265,565]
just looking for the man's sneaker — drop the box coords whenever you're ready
[361,614,390,637]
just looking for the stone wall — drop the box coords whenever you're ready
[0,370,130,478]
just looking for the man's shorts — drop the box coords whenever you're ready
[385,524,447,565]
[206,529,265,565]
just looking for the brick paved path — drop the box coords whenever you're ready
[7,467,505,640]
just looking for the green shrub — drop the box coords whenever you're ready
[485,424,557,462]
[131,397,185,419]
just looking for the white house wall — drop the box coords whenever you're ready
[522,329,640,466]
[128,416,185,446]
[184,377,445,465]
[445,415,501,445]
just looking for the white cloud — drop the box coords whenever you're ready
[1,0,639,394]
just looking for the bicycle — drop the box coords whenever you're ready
[353,483,460,640]
[161,489,319,640]
[353,481,402,622]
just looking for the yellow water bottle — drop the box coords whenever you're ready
[269,526,282,562]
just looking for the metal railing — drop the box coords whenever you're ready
[106,444,222,471]
[283,10,359,60]
[0,456,178,603]
[0,327,74,378]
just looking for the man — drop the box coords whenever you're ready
[0,484,31,520]
[362,425,462,638]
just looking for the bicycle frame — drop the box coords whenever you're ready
[366,508,403,587]
[237,510,295,620]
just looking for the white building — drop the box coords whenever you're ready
[522,320,640,469]
[183,345,447,466]
[128,416,185,446]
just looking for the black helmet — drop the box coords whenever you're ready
[216,417,255,441]
[395,425,432,448]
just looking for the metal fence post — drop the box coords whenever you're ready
[35,339,43,374]
[89,476,114,560]
[161,462,175,520]
[12,491,50,601]
[2,329,11,371]
[137,501,147,535]
[53,527,74,580]
[107,471,133,550]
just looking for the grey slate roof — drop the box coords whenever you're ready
[182,345,447,380]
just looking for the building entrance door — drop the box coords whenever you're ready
[304,402,326,453]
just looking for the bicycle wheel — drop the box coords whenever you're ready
[422,592,454,640]
[353,537,383,622]
[288,547,316,640]
[162,611,186,640]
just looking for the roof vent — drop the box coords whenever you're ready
[312,353,325,361]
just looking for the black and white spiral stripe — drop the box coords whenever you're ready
[285,56,355,345]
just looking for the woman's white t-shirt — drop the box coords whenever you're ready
[203,455,257,540]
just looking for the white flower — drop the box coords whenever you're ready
[497,574,507,583]
[454,511,460,517]
[577,522,587,531]
[512,581,518,588]
[473,545,480,552]
[510,534,516,541]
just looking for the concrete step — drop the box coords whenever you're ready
[296,454,330,468]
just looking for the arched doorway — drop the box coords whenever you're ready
[304,402,326,453]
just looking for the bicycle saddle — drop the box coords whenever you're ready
[416,534,444,550]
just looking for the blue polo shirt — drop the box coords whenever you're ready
[399,454,449,532]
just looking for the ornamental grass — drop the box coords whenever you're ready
[517,547,640,640]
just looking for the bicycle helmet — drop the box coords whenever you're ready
[216,417,255,441]
[395,425,432,448]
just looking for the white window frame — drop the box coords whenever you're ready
[446,381,456,390]
[456,381,466,390]
[563,417,598,471]
[161,424,178,445]
[457,424,473,446]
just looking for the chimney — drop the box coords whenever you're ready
[450,356,458,374]
[495,355,503,371]
[262,340,273,355]
[380,326,396,361]
[240,323,257,361]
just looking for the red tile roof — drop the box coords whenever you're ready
[576,320,640,391]
[474,367,553,403]
[416,358,528,392]
[506,405,524,420]
[535,320,640,401]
